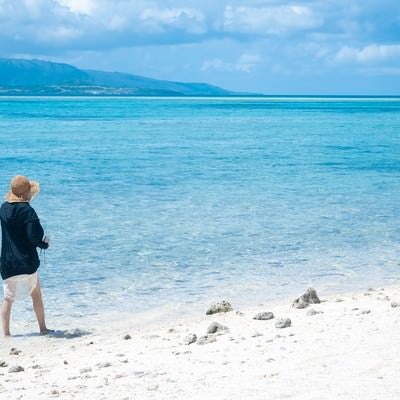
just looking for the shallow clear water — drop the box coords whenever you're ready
[0,97,399,326]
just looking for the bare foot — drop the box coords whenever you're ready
[40,329,55,336]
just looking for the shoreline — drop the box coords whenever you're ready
[10,272,400,336]
[1,284,400,399]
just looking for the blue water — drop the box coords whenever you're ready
[0,97,399,326]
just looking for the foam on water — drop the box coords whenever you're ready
[0,97,399,327]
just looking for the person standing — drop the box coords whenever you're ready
[0,175,50,337]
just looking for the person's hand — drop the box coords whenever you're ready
[43,236,50,246]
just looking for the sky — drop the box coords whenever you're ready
[0,0,399,94]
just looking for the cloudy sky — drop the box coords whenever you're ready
[1,0,399,94]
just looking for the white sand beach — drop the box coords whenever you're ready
[1,286,400,400]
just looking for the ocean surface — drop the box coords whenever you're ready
[0,96,399,328]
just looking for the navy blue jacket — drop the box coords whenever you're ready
[0,202,48,280]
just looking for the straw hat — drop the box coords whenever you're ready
[5,175,40,203]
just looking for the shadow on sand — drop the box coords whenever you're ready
[13,328,91,339]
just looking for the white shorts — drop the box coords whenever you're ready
[3,272,38,301]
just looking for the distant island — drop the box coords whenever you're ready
[0,58,251,97]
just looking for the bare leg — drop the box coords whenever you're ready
[31,279,49,335]
[1,298,13,337]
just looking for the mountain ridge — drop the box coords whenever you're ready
[0,58,250,96]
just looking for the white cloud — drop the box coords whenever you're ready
[0,0,399,73]
[106,15,126,32]
[223,4,323,35]
[0,1,211,52]
[56,0,95,16]
[0,0,6,15]
[22,0,48,19]
[140,7,204,24]
[335,44,400,63]
[44,25,82,40]
[139,7,206,34]
[202,53,261,73]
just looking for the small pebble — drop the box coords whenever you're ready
[97,362,112,368]
[9,365,24,373]
[197,335,217,345]
[235,311,245,316]
[123,334,132,340]
[184,333,197,345]
[207,322,229,334]
[275,318,291,329]
[306,309,323,316]
[253,312,274,320]
[292,288,320,309]
[206,301,233,315]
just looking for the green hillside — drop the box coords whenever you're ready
[0,58,238,96]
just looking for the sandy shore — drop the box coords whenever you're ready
[1,286,400,400]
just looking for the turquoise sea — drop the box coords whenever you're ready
[0,97,399,327]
